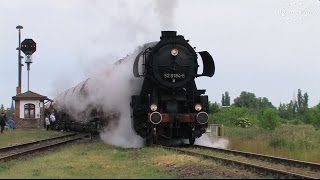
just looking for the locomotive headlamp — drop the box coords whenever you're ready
[171,48,179,56]
[150,104,158,111]
[195,104,202,111]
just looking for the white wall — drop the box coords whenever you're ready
[19,100,43,119]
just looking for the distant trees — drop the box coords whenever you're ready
[233,91,274,111]
[210,89,319,130]
[297,89,308,114]
[303,92,309,109]
[5,108,14,117]
[278,102,293,119]
[0,104,5,114]
[221,91,230,106]
[257,97,274,110]
[209,101,220,114]
[0,103,15,117]
[278,89,310,123]
[233,92,257,109]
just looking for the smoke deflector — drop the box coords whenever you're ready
[197,51,215,77]
[133,50,145,77]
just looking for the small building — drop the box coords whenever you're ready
[206,124,224,137]
[12,91,51,129]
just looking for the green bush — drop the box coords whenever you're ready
[258,108,280,130]
[309,108,320,130]
[210,107,254,126]
[236,117,252,128]
[291,119,304,125]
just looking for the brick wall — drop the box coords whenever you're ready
[16,118,42,129]
[14,100,44,129]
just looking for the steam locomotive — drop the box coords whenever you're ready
[131,31,215,145]
[45,31,215,146]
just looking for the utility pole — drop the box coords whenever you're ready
[16,25,23,94]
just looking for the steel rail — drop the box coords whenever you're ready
[193,145,320,171]
[159,145,317,179]
[0,133,77,153]
[0,134,88,162]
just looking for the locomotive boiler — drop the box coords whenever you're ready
[131,31,215,145]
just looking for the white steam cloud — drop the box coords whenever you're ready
[96,43,157,148]
[195,134,229,149]
[53,43,156,148]
[155,0,178,30]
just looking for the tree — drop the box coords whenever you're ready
[257,97,274,110]
[278,103,286,118]
[225,91,231,106]
[297,89,303,109]
[309,108,320,130]
[279,102,296,120]
[6,108,15,117]
[295,89,309,121]
[303,93,309,109]
[296,89,308,115]
[293,100,298,114]
[258,108,281,130]
[209,101,220,114]
[233,91,257,109]
[0,104,4,114]
[233,91,275,112]
[221,94,225,106]
[221,91,231,106]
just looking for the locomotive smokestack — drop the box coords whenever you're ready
[161,31,177,39]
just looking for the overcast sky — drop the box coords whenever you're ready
[1,0,319,108]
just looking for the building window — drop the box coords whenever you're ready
[24,103,35,118]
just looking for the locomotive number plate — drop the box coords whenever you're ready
[164,73,185,79]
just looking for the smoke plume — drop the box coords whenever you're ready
[53,43,157,148]
[195,134,229,149]
[154,0,178,30]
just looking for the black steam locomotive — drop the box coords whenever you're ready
[131,31,215,145]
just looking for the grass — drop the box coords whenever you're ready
[0,141,171,179]
[0,140,225,179]
[223,124,320,162]
[0,129,69,148]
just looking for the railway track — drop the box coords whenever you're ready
[159,145,320,179]
[193,145,320,171]
[0,133,89,162]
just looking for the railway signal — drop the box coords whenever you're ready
[21,39,36,56]
[21,38,37,91]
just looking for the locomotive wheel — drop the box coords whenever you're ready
[189,132,195,145]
